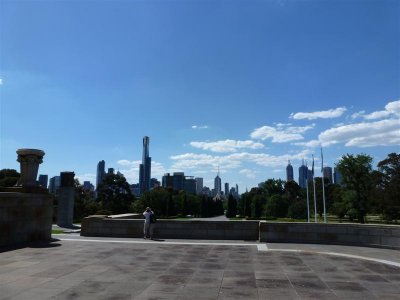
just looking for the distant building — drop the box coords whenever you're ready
[184,177,196,194]
[307,169,313,183]
[195,177,203,195]
[38,174,48,188]
[224,183,229,196]
[214,172,222,196]
[130,183,140,197]
[96,160,105,190]
[108,168,114,175]
[139,136,151,195]
[323,167,333,183]
[334,167,343,185]
[151,178,160,189]
[83,181,94,191]
[162,173,174,189]
[49,176,61,195]
[236,184,239,196]
[286,161,294,181]
[173,172,185,191]
[298,161,308,189]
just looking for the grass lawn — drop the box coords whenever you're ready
[51,229,64,234]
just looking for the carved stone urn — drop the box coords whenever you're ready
[16,149,45,187]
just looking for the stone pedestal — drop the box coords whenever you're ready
[16,149,45,187]
[57,172,75,228]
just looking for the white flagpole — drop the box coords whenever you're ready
[321,147,327,223]
[306,161,310,223]
[312,154,317,223]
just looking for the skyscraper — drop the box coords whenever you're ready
[96,160,105,190]
[323,167,333,183]
[286,161,294,181]
[333,167,342,185]
[195,177,203,195]
[38,174,48,188]
[214,171,221,197]
[298,161,308,189]
[139,136,151,194]
[225,182,229,196]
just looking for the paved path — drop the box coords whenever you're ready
[0,235,399,299]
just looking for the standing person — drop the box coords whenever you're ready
[143,207,154,239]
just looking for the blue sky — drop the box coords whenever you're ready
[1,0,399,192]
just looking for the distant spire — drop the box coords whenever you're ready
[217,165,220,177]
[288,160,291,165]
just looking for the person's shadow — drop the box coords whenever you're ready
[150,238,165,242]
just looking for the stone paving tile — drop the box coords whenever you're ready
[1,239,400,300]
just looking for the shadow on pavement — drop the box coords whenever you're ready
[0,238,62,253]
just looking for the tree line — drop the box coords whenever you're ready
[1,152,398,224]
[229,152,399,223]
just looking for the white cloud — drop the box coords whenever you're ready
[351,110,366,119]
[319,119,400,147]
[239,169,257,179]
[192,125,209,129]
[250,124,314,143]
[75,173,96,184]
[0,78,3,85]
[363,100,400,120]
[290,107,347,120]
[116,159,167,183]
[190,139,264,153]
[170,150,312,172]
[292,139,321,148]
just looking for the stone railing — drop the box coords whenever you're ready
[81,217,400,249]
[81,216,259,240]
[259,222,400,249]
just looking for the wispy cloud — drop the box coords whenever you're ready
[0,78,3,85]
[319,119,400,147]
[192,125,209,129]
[290,107,347,120]
[292,139,321,148]
[116,160,166,183]
[75,173,96,184]
[250,124,315,143]
[170,150,312,172]
[239,169,257,178]
[190,139,264,153]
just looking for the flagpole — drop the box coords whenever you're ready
[321,147,327,223]
[312,154,317,223]
[306,161,310,223]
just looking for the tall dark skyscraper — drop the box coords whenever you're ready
[214,170,221,196]
[225,182,229,196]
[96,160,105,190]
[139,136,151,194]
[286,160,294,181]
[298,160,308,189]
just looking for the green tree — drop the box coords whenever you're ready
[0,169,20,187]
[226,194,238,218]
[97,173,135,214]
[259,179,285,196]
[265,194,288,218]
[336,154,373,223]
[287,198,308,219]
[377,153,400,221]
[74,180,100,221]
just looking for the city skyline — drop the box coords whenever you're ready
[1,1,399,193]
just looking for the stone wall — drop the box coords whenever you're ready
[81,217,400,249]
[259,222,400,249]
[81,216,260,240]
[0,192,53,247]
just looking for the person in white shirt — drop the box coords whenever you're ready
[143,207,154,239]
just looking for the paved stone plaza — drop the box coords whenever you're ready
[0,235,399,299]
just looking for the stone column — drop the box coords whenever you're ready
[16,149,45,187]
[57,172,75,228]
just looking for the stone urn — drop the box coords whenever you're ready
[16,149,45,187]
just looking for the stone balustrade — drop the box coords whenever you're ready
[81,217,400,249]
